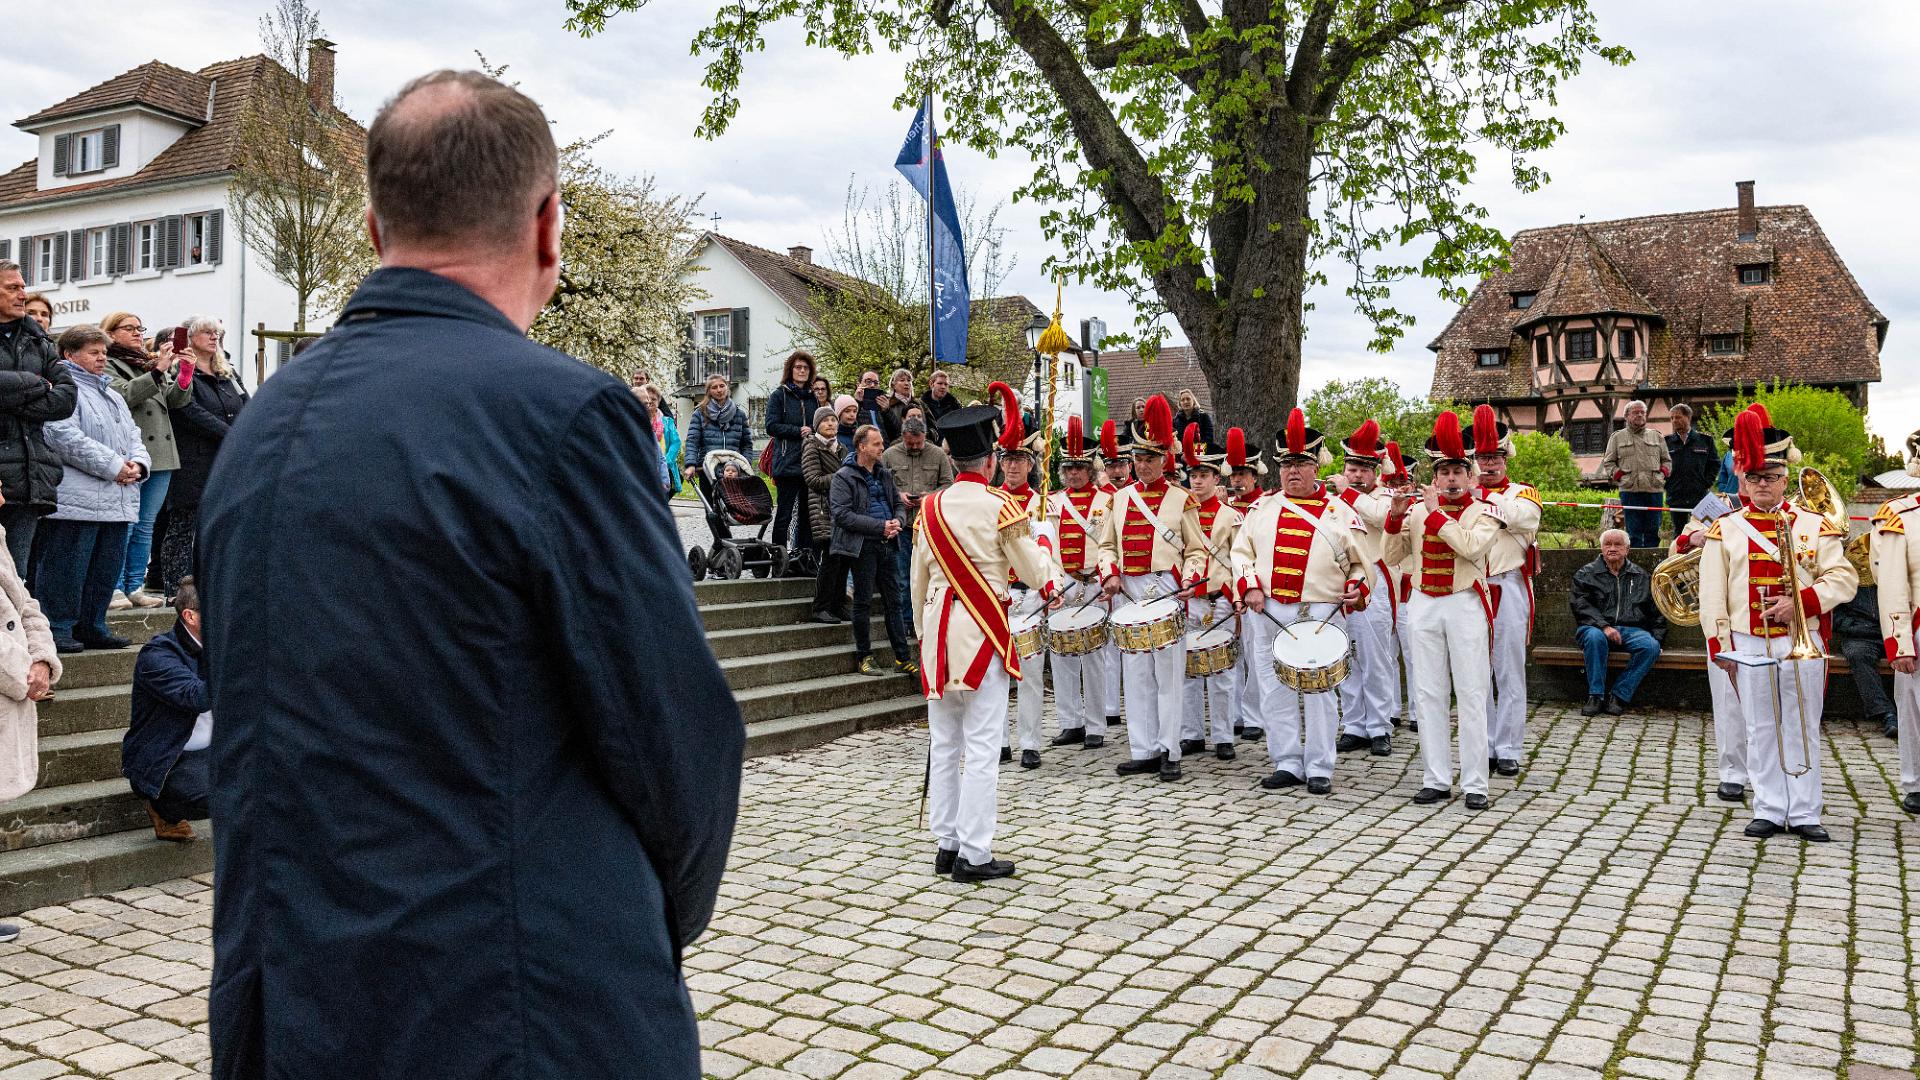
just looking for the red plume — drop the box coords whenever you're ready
[1182,423,1201,468]
[1434,410,1466,459]
[1100,419,1118,460]
[1143,393,1174,447]
[1348,419,1380,457]
[1226,427,1249,469]
[987,381,1023,450]
[1385,440,1409,479]
[1733,407,1767,475]
[1286,408,1307,455]
[1067,415,1085,459]
[1472,404,1500,455]
[1748,403,1772,426]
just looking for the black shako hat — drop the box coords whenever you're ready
[939,403,1004,460]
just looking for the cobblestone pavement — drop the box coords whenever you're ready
[4,703,1916,1079]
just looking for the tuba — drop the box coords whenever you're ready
[1651,548,1702,626]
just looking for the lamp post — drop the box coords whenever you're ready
[1025,314,1050,424]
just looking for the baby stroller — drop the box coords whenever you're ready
[687,450,788,581]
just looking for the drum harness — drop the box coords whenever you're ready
[1256,491,1363,726]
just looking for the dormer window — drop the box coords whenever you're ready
[1511,291,1536,310]
[1738,264,1770,285]
[52,125,120,177]
[1707,334,1741,355]
[1476,349,1505,368]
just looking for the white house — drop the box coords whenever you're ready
[0,43,355,389]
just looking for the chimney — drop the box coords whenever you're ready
[307,38,336,112]
[787,245,812,265]
[1735,180,1757,241]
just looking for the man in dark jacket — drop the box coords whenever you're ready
[680,372,753,480]
[830,423,914,676]
[1663,403,1719,535]
[0,262,79,572]
[1570,528,1668,716]
[197,71,742,1080]
[915,369,961,446]
[122,578,209,841]
[1830,583,1896,738]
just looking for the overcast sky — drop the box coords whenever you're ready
[9,1,1916,442]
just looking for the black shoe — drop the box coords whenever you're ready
[1882,715,1899,740]
[1335,733,1369,753]
[934,847,957,875]
[1240,726,1264,742]
[1157,759,1182,782]
[76,632,130,650]
[1370,735,1392,757]
[1019,750,1041,770]
[1178,738,1206,755]
[53,639,84,654]
[1413,786,1449,805]
[1116,756,1160,776]
[1214,742,1235,761]
[1050,727,1086,747]
[1716,783,1746,803]
[1408,720,1419,733]
[1306,777,1331,795]
[1000,746,1013,763]
[1581,694,1604,716]
[952,857,1016,883]
[1465,793,1489,810]
[1604,694,1626,716]
[1494,758,1521,777]
[1106,714,1122,728]
[1259,770,1302,790]
[1903,793,1920,814]
[1743,818,1783,838]
[828,606,851,622]
[1082,735,1105,750]
[810,610,842,625]
[1791,824,1832,842]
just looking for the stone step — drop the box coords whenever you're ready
[53,647,138,691]
[733,668,921,725]
[692,577,814,603]
[0,779,149,852]
[0,820,213,917]
[102,607,174,644]
[720,642,898,692]
[700,597,815,632]
[35,728,125,789]
[703,617,890,660]
[37,684,133,737]
[744,695,924,759]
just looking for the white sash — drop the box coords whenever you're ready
[1056,491,1096,537]
[1124,485,1181,547]
[1725,511,1782,559]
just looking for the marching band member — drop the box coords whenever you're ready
[1670,476,1748,800]
[1699,409,1855,841]
[1468,405,1543,776]
[1384,412,1502,809]
[1331,420,1398,758]
[1871,453,1920,816]
[1044,418,1114,751]
[1225,429,1266,743]
[1096,421,1127,729]
[1231,409,1368,795]
[991,385,1051,769]
[1179,427,1241,761]
[912,398,1062,883]
[1099,396,1207,782]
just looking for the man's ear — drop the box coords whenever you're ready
[365,208,384,258]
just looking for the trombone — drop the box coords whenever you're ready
[1763,467,1844,778]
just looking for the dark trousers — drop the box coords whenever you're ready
[34,519,131,643]
[158,505,198,598]
[772,476,811,550]
[894,531,915,634]
[849,538,908,659]
[152,748,210,822]
[1619,490,1664,548]
[1834,636,1895,722]
[0,503,42,581]
[812,547,849,617]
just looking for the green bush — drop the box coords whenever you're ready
[1700,381,1870,486]
[1508,431,1583,491]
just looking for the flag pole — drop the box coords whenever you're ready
[925,86,938,369]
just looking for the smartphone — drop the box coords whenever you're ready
[171,327,188,354]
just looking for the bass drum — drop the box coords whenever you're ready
[1271,618,1352,693]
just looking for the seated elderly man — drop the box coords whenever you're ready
[1571,529,1667,716]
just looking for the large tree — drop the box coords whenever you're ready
[564,0,1627,452]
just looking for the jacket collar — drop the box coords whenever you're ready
[339,267,526,337]
[61,360,111,390]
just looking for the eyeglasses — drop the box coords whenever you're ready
[113,324,145,334]
[1744,472,1787,484]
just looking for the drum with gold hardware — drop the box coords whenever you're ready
[1183,627,1239,678]
[1010,607,1047,660]
[1110,597,1184,653]
[1271,619,1353,693]
[1045,604,1108,656]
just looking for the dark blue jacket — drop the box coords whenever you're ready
[121,624,207,801]
[827,459,900,559]
[198,268,743,1079]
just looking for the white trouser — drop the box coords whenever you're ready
[1486,569,1531,759]
[1182,596,1239,746]
[1101,637,1122,718]
[1710,657,1746,786]
[1896,671,1920,796]
[1118,572,1187,761]
[1730,632,1825,827]
[1394,578,1416,723]
[1408,589,1492,794]
[1052,579,1107,737]
[1339,563,1399,738]
[1006,590,1048,751]
[1237,614,1264,732]
[1251,602,1344,780]
[928,657,1010,865]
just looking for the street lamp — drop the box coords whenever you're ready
[1025,313,1050,424]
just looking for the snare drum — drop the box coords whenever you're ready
[1011,607,1047,659]
[1046,604,1108,656]
[1110,597,1185,653]
[1184,627,1240,678]
[1271,618,1352,693]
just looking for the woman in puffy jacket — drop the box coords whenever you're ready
[801,408,848,623]
[764,350,817,554]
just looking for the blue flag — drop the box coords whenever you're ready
[895,96,969,365]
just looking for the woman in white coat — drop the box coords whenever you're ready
[0,484,62,942]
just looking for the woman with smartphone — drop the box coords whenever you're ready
[161,316,248,600]
[101,313,188,610]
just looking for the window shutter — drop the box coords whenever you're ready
[0,239,9,262]
[110,223,131,276]
[68,229,86,281]
[53,232,69,282]
[206,210,224,265]
[161,216,182,268]
[18,238,32,285]
[680,322,698,386]
[101,125,120,169]
[730,307,750,383]
[52,134,70,176]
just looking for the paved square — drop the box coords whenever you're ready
[2,703,1916,1078]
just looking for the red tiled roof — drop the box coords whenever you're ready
[1429,200,1886,402]
[1099,345,1211,415]
[16,61,212,128]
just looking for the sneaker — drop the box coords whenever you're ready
[128,589,165,609]
[108,590,132,611]
[856,655,887,677]
[892,658,919,676]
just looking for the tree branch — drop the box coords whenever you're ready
[1284,0,1337,111]
[1311,0,1471,116]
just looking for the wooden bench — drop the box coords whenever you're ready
[1532,645,1890,677]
